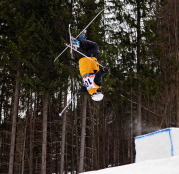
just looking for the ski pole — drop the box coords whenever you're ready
[76,9,104,38]
[54,47,68,62]
[59,93,77,116]
[65,44,104,68]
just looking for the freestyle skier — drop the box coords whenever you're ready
[58,9,106,115]
[72,33,109,101]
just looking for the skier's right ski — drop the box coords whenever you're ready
[54,9,104,62]
[65,43,104,68]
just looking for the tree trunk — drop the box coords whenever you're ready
[75,104,79,172]
[102,100,105,168]
[21,114,28,174]
[174,0,179,127]
[41,93,49,174]
[8,60,20,174]
[78,95,87,173]
[96,106,99,169]
[136,0,142,136]
[136,90,142,135]
[130,95,134,163]
[30,91,34,174]
[60,92,67,174]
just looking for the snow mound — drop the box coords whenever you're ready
[135,128,179,162]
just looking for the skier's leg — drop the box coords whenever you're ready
[79,40,100,58]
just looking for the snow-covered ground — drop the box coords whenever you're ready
[81,156,179,174]
[82,128,179,174]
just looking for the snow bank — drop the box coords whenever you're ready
[81,128,179,174]
[135,128,179,162]
[81,156,179,174]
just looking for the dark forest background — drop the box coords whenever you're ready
[1,0,179,173]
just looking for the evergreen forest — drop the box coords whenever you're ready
[1,0,179,173]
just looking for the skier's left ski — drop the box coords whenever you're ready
[68,24,73,59]
[53,24,75,62]
[54,9,104,62]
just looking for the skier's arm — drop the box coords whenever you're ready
[94,67,109,86]
[77,86,90,95]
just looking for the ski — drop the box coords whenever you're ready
[54,9,104,62]
[68,24,73,59]
[65,43,104,68]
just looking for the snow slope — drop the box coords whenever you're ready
[82,156,179,174]
[82,128,179,174]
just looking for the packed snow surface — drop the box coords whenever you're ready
[82,128,179,174]
[81,156,179,174]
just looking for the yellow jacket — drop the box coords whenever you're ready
[79,57,99,77]
[79,57,100,95]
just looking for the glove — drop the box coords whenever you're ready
[103,67,110,73]
[77,86,88,94]
[77,89,82,94]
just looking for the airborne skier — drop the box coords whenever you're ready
[58,9,107,116]
[72,33,109,101]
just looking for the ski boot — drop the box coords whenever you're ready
[72,30,86,49]
[78,30,86,40]
[72,37,80,49]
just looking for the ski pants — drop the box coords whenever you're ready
[79,39,100,58]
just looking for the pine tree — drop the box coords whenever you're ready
[113,0,163,135]
[151,0,179,127]
[0,1,37,173]
[0,0,73,173]
[26,1,73,173]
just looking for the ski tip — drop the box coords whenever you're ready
[59,113,62,116]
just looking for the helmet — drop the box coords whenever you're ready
[91,89,104,101]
